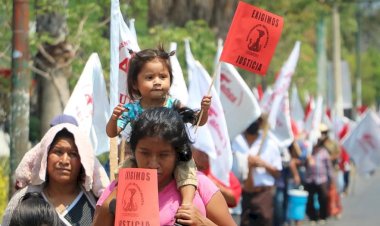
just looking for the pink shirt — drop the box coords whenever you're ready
[97,172,219,226]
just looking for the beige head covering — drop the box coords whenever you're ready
[319,123,329,132]
[31,123,95,191]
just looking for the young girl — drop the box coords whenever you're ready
[9,192,61,226]
[94,107,235,226]
[106,45,212,208]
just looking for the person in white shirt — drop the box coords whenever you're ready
[234,115,282,226]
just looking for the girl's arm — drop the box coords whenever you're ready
[106,104,125,137]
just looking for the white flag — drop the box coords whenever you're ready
[268,41,301,128]
[270,92,294,148]
[64,53,110,155]
[342,111,380,173]
[290,85,304,132]
[214,40,261,140]
[110,0,140,114]
[260,86,273,111]
[169,42,189,105]
[128,18,138,44]
[185,40,232,186]
[219,63,261,140]
[304,96,323,152]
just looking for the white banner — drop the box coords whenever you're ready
[64,53,110,155]
[268,41,301,128]
[270,92,294,148]
[185,40,232,186]
[219,63,261,140]
[214,40,261,140]
[128,18,138,44]
[260,86,273,111]
[290,85,304,132]
[169,42,189,105]
[110,0,140,114]
[342,111,380,173]
[304,96,323,152]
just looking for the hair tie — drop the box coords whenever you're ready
[169,50,176,57]
[128,49,136,57]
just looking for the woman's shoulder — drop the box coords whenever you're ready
[196,172,219,202]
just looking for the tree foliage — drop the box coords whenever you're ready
[1,0,379,117]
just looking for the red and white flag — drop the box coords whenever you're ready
[260,86,273,112]
[304,96,323,151]
[169,42,189,105]
[110,0,140,113]
[290,85,304,132]
[64,53,110,155]
[267,41,301,128]
[215,40,261,140]
[342,111,380,173]
[185,40,232,186]
[270,92,294,148]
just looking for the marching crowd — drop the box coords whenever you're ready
[2,47,353,226]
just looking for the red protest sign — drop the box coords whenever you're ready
[220,1,284,76]
[114,168,159,226]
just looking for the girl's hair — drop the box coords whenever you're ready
[129,107,193,161]
[127,45,175,101]
[10,192,62,226]
[47,128,85,183]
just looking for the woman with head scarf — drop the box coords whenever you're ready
[2,123,109,226]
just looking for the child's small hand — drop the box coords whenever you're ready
[111,103,126,121]
[176,204,206,226]
[200,95,212,111]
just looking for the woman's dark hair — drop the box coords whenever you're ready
[127,44,175,101]
[129,107,193,161]
[49,128,75,150]
[47,128,85,183]
[10,192,62,226]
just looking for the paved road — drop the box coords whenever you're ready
[329,170,380,226]
[317,170,380,226]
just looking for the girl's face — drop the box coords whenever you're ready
[134,136,177,191]
[47,136,82,185]
[136,59,171,102]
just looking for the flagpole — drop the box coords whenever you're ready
[194,61,221,133]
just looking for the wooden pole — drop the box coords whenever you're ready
[10,0,30,196]
[109,137,118,180]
